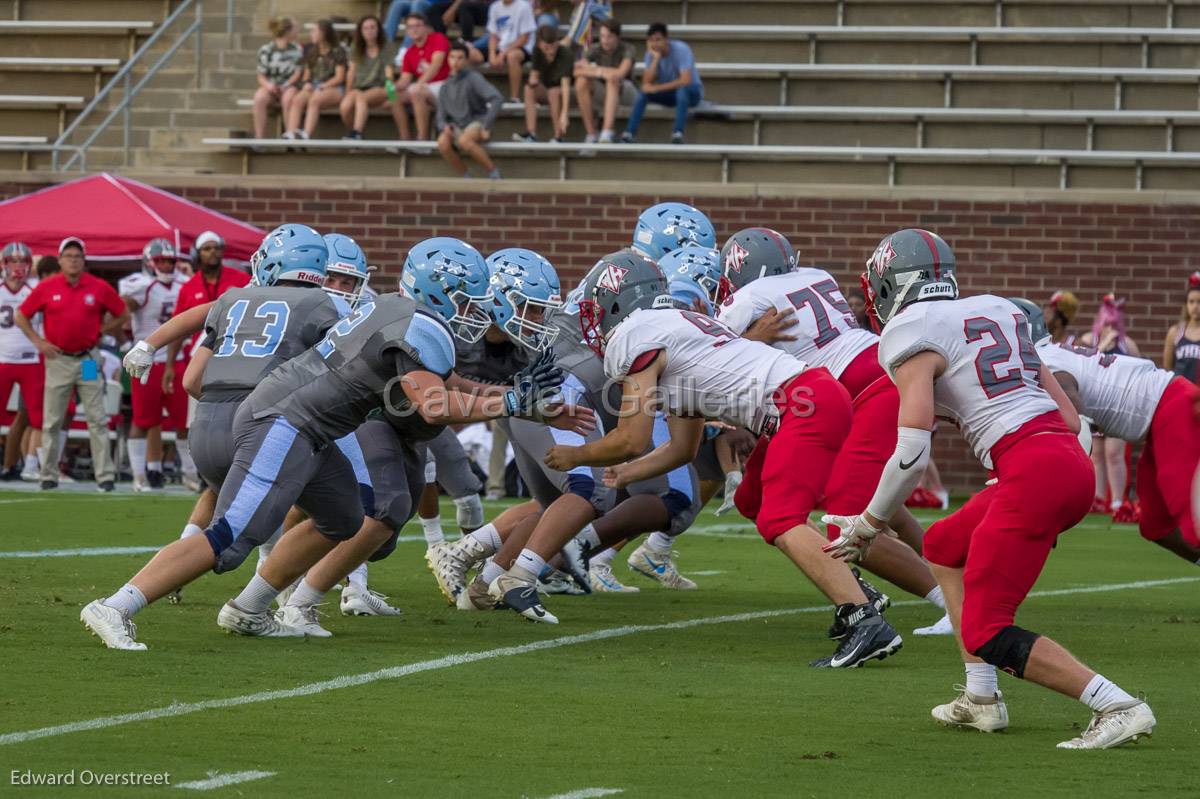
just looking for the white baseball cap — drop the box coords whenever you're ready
[195,230,225,249]
[58,236,85,255]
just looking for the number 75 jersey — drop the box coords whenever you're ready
[715,268,877,379]
[878,294,1057,468]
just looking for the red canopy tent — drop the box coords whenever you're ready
[0,172,264,262]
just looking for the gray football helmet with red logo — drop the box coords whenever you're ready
[863,228,958,327]
[578,248,671,356]
[1,241,32,282]
[717,227,796,303]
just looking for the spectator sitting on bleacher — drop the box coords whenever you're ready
[563,0,611,48]
[574,17,633,145]
[470,0,537,103]
[383,0,431,43]
[253,16,303,140]
[437,41,505,179]
[513,26,575,143]
[620,22,702,145]
[340,15,398,141]
[431,0,491,46]
[283,19,347,141]
[388,12,450,141]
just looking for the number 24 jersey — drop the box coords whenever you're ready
[878,294,1057,468]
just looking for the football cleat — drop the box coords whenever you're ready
[914,614,955,636]
[132,474,152,493]
[589,563,640,593]
[457,575,501,610]
[1089,496,1109,514]
[932,686,1009,732]
[81,600,147,651]
[165,588,184,605]
[828,568,890,640]
[278,603,333,637]
[540,570,587,595]
[274,578,299,609]
[558,539,593,593]
[146,469,164,489]
[627,543,697,590]
[1111,501,1140,525]
[217,600,304,637]
[426,537,490,604]
[488,573,559,624]
[340,584,402,616]
[811,603,902,668]
[1057,701,1156,749]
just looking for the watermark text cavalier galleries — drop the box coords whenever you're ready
[11,769,171,787]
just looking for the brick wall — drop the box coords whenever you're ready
[3,176,1198,491]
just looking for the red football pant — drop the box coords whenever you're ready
[0,361,45,428]
[922,414,1093,655]
[1138,377,1200,546]
[751,369,854,544]
[822,375,898,540]
[130,361,188,431]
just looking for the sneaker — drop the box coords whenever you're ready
[670,131,684,144]
[217,600,304,637]
[457,574,501,610]
[811,603,902,668]
[488,572,558,624]
[512,132,538,143]
[828,568,891,639]
[0,465,19,481]
[296,130,309,140]
[281,130,296,140]
[487,168,502,180]
[277,603,333,637]
[132,475,151,493]
[342,130,363,141]
[146,469,164,489]
[341,584,402,616]
[932,685,1009,732]
[548,136,563,144]
[40,480,57,490]
[1057,701,1156,749]
[485,489,504,501]
[627,543,697,590]
[559,539,592,594]
[182,472,203,493]
[425,536,490,604]
[598,130,614,144]
[97,480,115,493]
[81,600,147,651]
[20,463,39,482]
[618,131,634,144]
[540,570,587,595]
[914,613,955,636]
[59,472,76,483]
[588,563,639,593]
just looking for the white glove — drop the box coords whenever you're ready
[820,513,893,563]
[714,471,743,516]
[122,340,157,384]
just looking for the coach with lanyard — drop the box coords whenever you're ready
[14,237,129,491]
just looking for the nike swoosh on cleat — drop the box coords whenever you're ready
[643,557,666,575]
[899,448,926,470]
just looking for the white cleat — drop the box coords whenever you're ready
[1057,701,1156,749]
[182,472,203,492]
[81,600,147,651]
[20,463,39,482]
[278,603,333,637]
[627,543,697,590]
[589,563,640,593]
[540,570,587,595]
[217,600,304,637]
[914,613,955,636]
[274,578,299,609]
[488,573,559,624]
[132,475,152,493]
[932,686,1009,732]
[425,536,490,604]
[340,584,402,616]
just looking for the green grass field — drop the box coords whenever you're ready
[0,489,1197,798]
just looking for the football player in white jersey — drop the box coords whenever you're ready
[715,227,951,636]
[119,239,190,491]
[542,249,903,668]
[1012,297,1200,565]
[827,228,1154,748]
[0,241,43,481]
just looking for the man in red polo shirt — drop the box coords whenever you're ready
[165,231,250,493]
[15,237,129,491]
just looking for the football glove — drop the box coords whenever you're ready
[122,340,157,384]
[714,471,743,516]
[820,513,892,563]
[504,349,564,420]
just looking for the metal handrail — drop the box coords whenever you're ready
[53,0,203,172]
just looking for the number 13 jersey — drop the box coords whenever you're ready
[878,294,1057,468]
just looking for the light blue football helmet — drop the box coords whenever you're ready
[250,224,328,288]
[667,272,715,316]
[632,202,716,261]
[486,247,563,352]
[322,233,370,306]
[400,237,492,343]
[658,246,721,306]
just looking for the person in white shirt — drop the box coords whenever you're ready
[0,241,42,480]
[475,0,537,101]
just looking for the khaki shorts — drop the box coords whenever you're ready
[592,77,637,106]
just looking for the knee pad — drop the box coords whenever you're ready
[368,530,401,563]
[974,625,1041,679]
[453,493,484,529]
[661,489,698,537]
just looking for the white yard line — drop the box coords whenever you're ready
[541,789,624,799]
[174,771,275,791]
[0,546,162,559]
[690,570,726,576]
[1,575,1194,748]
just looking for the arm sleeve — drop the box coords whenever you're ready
[865,427,932,521]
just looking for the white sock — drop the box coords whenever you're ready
[965,662,998,698]
[481,559,505,584]
[592,547,617,567]
[925,585,946,609]
[233,573,281,614]
[176,438,196,476]
[1081,674,1136,712]
[147,460,162,473]
[646,531,673,552]
[103,583,148,617]
[422,515,445,546]
[512,549,547,582]
[23,453,38,470]
[127,438,147,478]
[576,522,601,549]
[179,522,204,539]
[348,563,368,590]
[285,577,327,609]
[467,522,502,553]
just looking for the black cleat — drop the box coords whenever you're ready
[812,603,903,668]
[40,480,58,490]
[146,469,164,489]
[97,480,115,493]
[827,568,892,640]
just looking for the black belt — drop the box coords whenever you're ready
[60,349,94,358]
